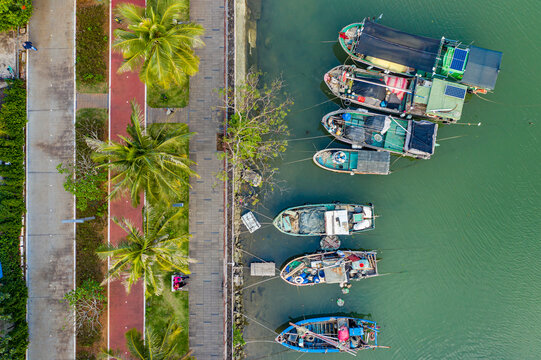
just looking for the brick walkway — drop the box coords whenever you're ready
[146,1,226,358]
[107,0,145,356]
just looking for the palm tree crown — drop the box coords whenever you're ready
[87,101,196,206]
[97,206,191,297]
[113,0,204,88]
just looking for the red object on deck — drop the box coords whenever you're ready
[108,0,146,354]
[357,96,365,102]
[339,32,348,39]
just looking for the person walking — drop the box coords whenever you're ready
[23,41,37,51]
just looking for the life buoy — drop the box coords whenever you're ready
[369,332,375,341]
[294,276,304,284]
[305,334,315,342]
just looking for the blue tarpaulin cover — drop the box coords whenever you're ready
[461,46,503,90]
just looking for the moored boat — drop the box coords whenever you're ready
[338,19,503,92]
[324,64,468,122]
[280,250,378,286]
[322,109,438,159]
[275,316,384,354]
[273,203,374,236]
[313,148,390,175]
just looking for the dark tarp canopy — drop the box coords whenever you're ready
[408,121,436,154]
[351,77,387,100]
[461,46,503,90]
[354,21,441,72]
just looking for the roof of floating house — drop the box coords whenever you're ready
[354,20,441,72]
[461,46,503,90]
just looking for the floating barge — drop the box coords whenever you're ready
[338,19,502,92]
[322,109,437,159]
[276,316,384,354]
[324,64,468,123]
[280,250,378,286]
[273,203,375,236]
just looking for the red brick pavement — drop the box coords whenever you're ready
[108,0,146,356]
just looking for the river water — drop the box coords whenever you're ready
[240,1,541,358]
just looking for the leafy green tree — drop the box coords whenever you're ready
[63,280,107,337]
[113,0,204,89]
[96,206,190,297]
[0,1,32,32]
[57,162,107,213]
[87,101,196,207]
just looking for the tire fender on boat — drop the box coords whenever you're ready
[294,276,304,284]
[305,334,315,342]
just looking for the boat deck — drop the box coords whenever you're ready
[315,149,390,175]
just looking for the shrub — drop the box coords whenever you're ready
[76,4,107,86]
[0,1,33,32]
[0,79,28,359]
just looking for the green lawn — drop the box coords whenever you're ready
[147,80,190,109]
[145,122,191,357]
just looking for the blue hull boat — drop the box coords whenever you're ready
[275,316,383,354]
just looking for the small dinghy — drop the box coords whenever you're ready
[313,148,390,175]
[280,250,378,287]
[322,109,437,159]
[324,64,468,123]
[273,203,374,236]
[338,19,502,92]
[276,316,385,354]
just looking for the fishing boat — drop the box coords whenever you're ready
[276,316,384,354]
[338,19,503,92]
[313,148,390,175]
[324,64,468,123]
[273,203,374,236]
[322,109,438,159]
[280,250,378,286]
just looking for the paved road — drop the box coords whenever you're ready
[107,0,145,356]
[26,1,76,359]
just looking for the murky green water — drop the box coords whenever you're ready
[241,1,541,358]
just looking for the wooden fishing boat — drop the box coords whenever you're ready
[273,203,374,236]
[322,109,438,159]
[313,148,390,175]
[280,250,378,286]
[338,19,503,92]
[276,316,384,354]
[324,64,468,123]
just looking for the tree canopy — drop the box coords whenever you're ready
[87,101,196,207]
[113,0,204,89]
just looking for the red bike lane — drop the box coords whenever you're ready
[108,0,146,355]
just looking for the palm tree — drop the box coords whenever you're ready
[104,320,194,360]
[97,206,191,296]
[113,0,205,89]
[87,101,197,206]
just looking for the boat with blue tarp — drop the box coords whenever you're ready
[313,148,390,175]
[280,250,379,287]
[273,203,375,236]
[324,64,468,123]
[338,19,503,92]
[322,109,437,159]
[275,316,385,354]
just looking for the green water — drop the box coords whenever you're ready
[241,1,541,358]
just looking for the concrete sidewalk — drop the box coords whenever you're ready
[26,1,76,359]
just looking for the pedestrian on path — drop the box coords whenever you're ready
[23,41,37,51]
